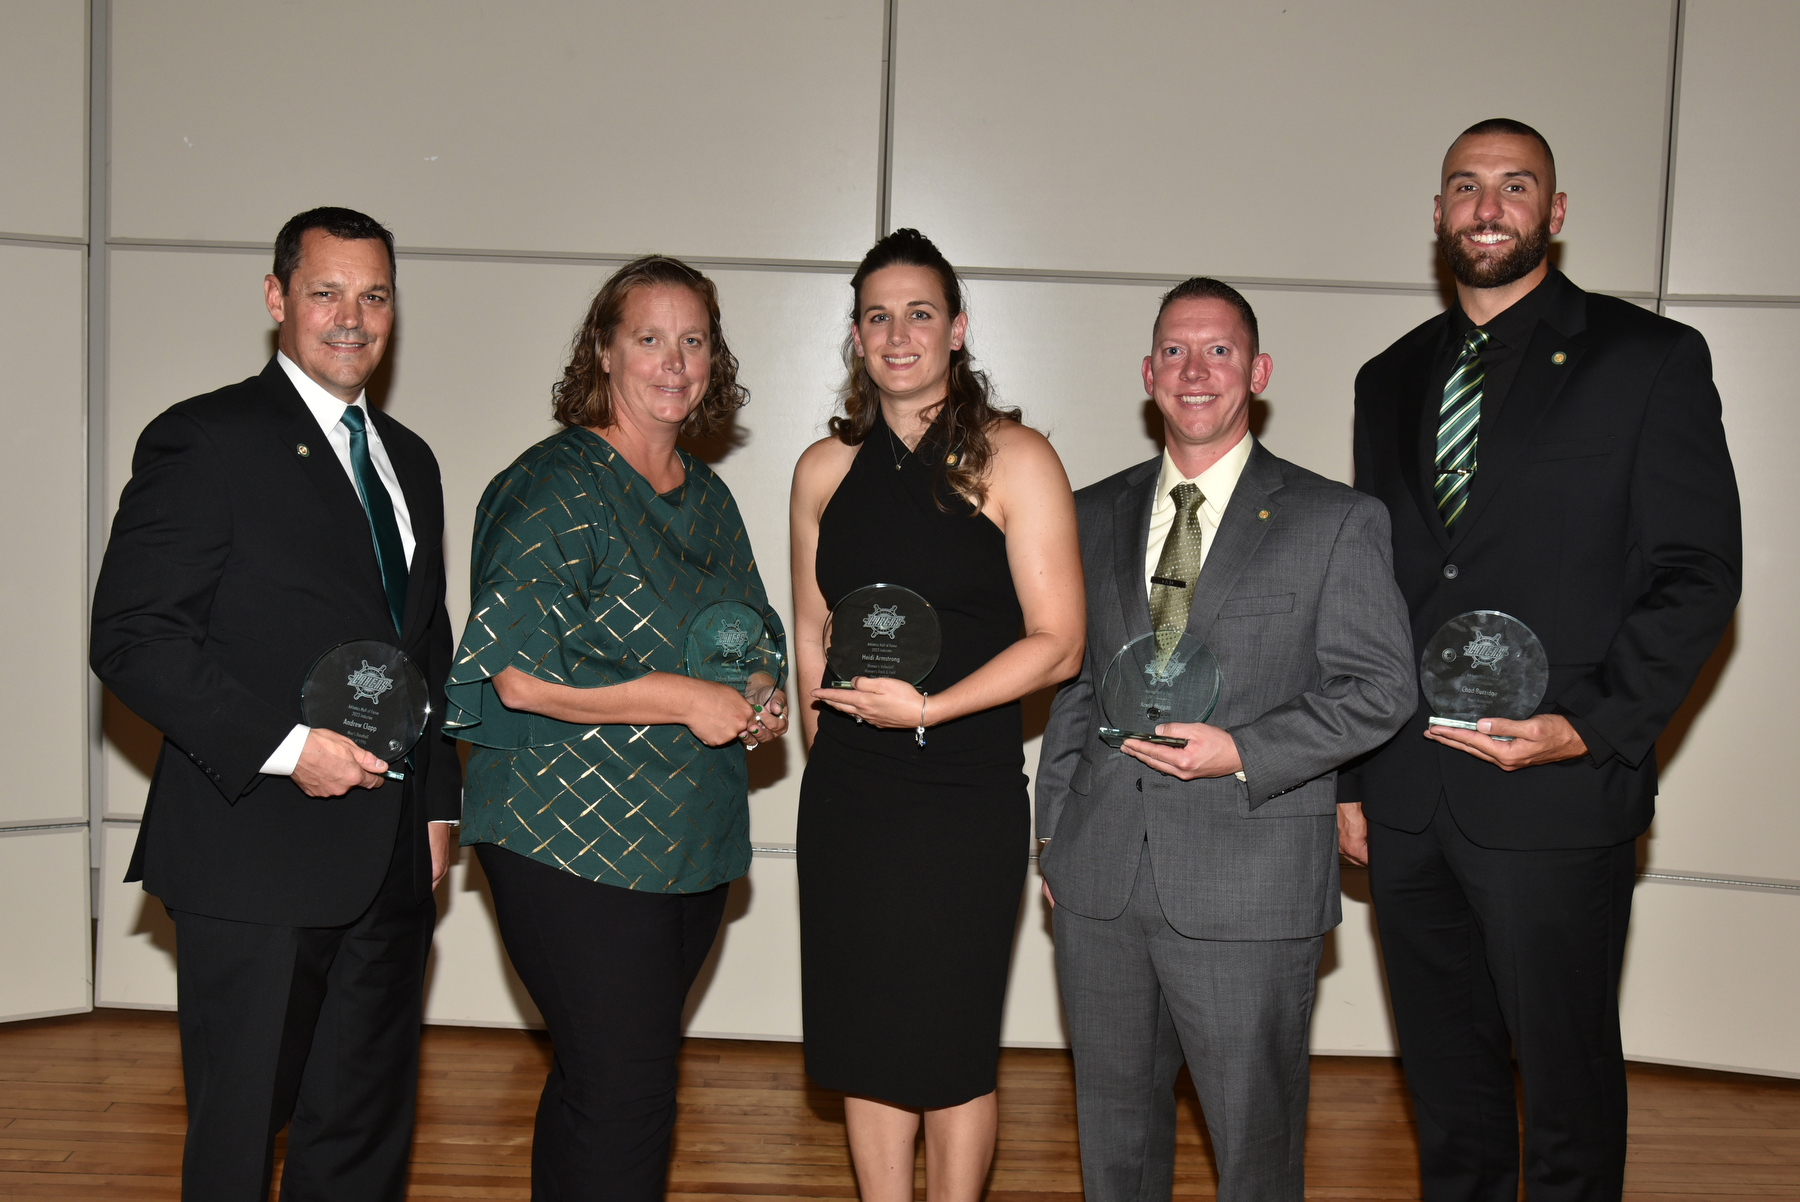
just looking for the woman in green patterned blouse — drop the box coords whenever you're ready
[444,255,788,1198]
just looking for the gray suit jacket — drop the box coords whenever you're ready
[1036,441,1414,940]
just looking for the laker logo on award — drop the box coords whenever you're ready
[1143,655,1188,688]
[1461,630,1508,672]
[713,617,751,661]
[346,660,396,704]
[863,604,906,640]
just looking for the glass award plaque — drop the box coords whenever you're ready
[684,600,786,708]
[300,640,430,780]
[823,584,941,689]
[1420,610,1549,737]
[1098,630,1223,749]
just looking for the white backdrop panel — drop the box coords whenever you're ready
[109,0,885,261]
[0,243,88,825]
[95,820,176,1010]
[1665,0,1800,298]
[1620,880,1800,1075]
[890,0,1672,293]
[0,0,86,239]
[0,827,91,1021]
[1643,305,1799,881]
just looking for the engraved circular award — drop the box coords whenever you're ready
[823,584,941,689]
[1420,610,1550,738]
[684,600,786,708]
[300,640,430,780]
[1098,630,1224,749]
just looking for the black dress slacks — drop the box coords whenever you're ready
[1368,798,1636,1202]
[166,791,435,1202]
[476,843,729,1202]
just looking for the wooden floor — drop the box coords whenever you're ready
[2,1010,1797,1198]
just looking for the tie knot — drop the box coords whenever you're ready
[339,404,367,434]
[1171,481,1203,513]
[1463,329,1491,356]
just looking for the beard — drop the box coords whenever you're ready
[1437,213,1553,289]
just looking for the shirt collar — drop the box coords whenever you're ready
[1156,430,1254,519]
[276,351,369,435]
[1450,267,1556,349]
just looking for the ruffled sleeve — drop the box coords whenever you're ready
[444,434,652,748]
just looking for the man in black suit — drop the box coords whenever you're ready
[1339,120,1741,1200]
[92,207,460,1200]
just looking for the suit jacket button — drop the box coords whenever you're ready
[1443,563,1459,579]
[1135,778,1143,792]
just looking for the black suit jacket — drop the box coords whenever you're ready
[92,358,461,926]
[1344,269,1741,849]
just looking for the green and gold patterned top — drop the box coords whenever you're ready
[445,426,783,893]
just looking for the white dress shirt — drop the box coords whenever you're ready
[1142,431,1254,596]
[260,352,417,778]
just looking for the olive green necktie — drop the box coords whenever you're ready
[1149,482,1204,650]
[1435,329,1490,533]
[339,405,409,635]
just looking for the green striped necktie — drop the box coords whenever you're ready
[1435,329,1490,533]
[338,405,409,635]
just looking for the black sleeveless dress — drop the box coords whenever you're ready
[798,412,1029,1109]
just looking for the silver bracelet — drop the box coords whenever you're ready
[916,694,928,747]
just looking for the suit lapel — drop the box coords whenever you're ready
[1450,276,1591,544]
[1110,459,1160,642]
[1187,441,1281,648]
[369,406,436,640]
[1399,316,1452,552]
[258,359,389,606]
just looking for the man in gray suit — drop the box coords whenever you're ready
[1037,277,1415,1201]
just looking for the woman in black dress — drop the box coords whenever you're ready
[789,229,1084,1202]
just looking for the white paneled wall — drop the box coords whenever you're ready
[1664,0,1800,298]
[108,0,885,260]
[0,244,88,827]
[0,1,92,1024]
[25,0,1789,1078]
[0,829,91,1021]
[0,0,87,238]
[889,0,1674,293]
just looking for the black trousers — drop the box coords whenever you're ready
[166,798,435,1201]
[477,843,729,1202]
[1368,798,1636,1202]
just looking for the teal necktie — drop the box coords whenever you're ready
[338,405,408,635]
[1435,329,1490,533]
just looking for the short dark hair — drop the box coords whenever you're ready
[1453,118,1557,189]
[1154,277,1259,356]
[272,207,397,292]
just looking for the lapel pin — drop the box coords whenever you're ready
[944,452,959,467]
[1551,351,1567,365]
[1257,508,1271,521]
[296,443,311,457]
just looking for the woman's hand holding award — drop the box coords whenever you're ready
[684,600,787,712]
[1420,610,1549,742]
[300,640,431,780]
[1098,630,1224,749]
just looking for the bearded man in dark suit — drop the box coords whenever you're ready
[92,207,460,1200]
[1340,120,1741,1201]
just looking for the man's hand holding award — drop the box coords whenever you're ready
[1420,610,1586,769]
